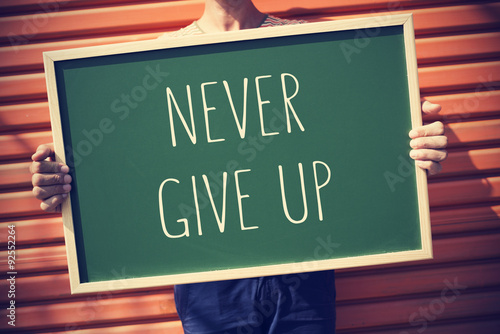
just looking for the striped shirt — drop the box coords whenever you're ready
[158,15,305,39]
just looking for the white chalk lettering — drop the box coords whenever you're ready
[165,73,304,147]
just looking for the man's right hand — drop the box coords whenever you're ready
[30,143,72,212]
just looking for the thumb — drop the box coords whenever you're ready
[421,99,442,116]
[31,143,55,162]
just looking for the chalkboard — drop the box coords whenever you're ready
[44,14,431,294]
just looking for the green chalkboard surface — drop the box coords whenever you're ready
[44,14,431,294]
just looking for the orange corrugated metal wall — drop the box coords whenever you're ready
[0,0,499,333]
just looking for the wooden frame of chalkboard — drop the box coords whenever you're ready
[44,13,431,294]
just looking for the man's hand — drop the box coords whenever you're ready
[409,100,448,175]
[30,143,72,212]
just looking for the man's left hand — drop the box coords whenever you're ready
[409,100,448,175]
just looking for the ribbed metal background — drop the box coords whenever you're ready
[0,0,499,332]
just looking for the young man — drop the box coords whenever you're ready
[31,1,448,333]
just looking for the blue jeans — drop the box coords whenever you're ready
[175,270,336,334]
